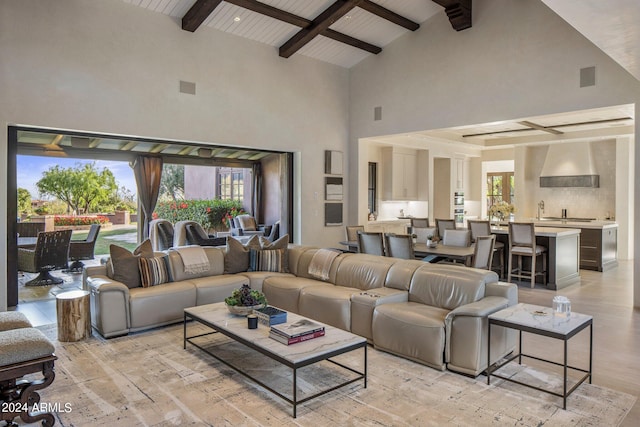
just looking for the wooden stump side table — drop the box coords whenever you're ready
[56,290,92,342]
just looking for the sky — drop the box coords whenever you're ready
[17,155,137,200]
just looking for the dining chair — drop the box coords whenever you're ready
[442,229,471,247]
[414,227,437,244]
[435,219,456,240]
[410,218,430,228]
[439,229,471,264]
[508,222,547,288]
[17,230,72,286]
[384,233,415,259]
[468,219,505,278]
[345,225,365,242]
[471,235,496,270]
[357,231,385,256]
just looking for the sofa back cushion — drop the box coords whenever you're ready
[285,245,317,276]
[167,247,226,281]
[409,265,497,310]
[384,259,425,290]
[333,254,396,290]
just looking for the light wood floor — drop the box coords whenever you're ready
[14,260,640,424]
[515,260,639,425]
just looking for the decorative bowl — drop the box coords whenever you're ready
[225,303,266,316]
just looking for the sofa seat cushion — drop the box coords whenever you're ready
[128,281,196,331]
[241,271,295,291]
[262,276,327,313]
[189,274,253,306]
[298,285,361,331]
[372,302,449,371]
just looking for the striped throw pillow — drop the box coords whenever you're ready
[249,249,284,273]
[139,256,171,288]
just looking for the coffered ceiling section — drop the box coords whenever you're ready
[123,0,470,68]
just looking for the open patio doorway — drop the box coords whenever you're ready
[7,126,294,308]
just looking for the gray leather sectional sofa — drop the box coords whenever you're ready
[84,245,517,377]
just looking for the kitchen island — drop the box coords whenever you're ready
[532,220,618,272]
[492,226,581,290]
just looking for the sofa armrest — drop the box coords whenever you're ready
[446,296,510,320]
[86,276,131,338]
[444,296,512,376]
[485,281,518,307]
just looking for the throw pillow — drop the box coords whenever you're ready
[139,255,171,288]
[248,248,285,272]
[109,239,154,289]
[224,235,261,274]
[260,234,289,273]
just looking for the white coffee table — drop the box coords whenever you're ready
[184,303,367,417]
[486,303,593,409]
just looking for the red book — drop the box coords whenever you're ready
[269,329,325,345]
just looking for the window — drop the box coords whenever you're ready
[486,172,514,209]
[217,168,245,201]
[368,162,377,215]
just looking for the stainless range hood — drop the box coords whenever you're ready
[539,142,600,188]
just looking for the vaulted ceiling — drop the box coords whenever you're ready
[123,0,471,68]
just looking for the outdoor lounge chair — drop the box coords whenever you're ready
[67,224,101,272]
[17,230,72,286]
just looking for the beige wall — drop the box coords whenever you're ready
[0,0,350,310]
[349,0,640,305]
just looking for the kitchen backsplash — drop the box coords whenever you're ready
[376,201,429,221]
[530,140,616,220]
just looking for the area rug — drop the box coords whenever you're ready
[30,323,634,426]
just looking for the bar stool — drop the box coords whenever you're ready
[507,222,547,288]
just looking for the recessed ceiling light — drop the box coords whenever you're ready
[344,15,352,20]
[233,16,241,22]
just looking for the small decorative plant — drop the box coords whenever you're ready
[225,284,267,307]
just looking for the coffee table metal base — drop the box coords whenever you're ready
[184,312,367,418]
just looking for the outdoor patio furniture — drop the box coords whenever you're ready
[230,214,266,237]
[16,222,45,238]
[18,230,72,286]
[149,219,174,251]
[67,224,101,272]
[185,222,226,247]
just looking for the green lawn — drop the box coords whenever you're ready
[71,226,138,255]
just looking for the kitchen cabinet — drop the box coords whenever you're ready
[382,148,418,200]
[580,227,618,271]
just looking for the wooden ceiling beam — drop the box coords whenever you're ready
[431,0,472,31]
[227,0,380,54]
[359,0,419,31]
[182,0,224,32]
[225,0,308,27]
[279,0,362,59]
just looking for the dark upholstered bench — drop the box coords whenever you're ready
[0,312,57,427]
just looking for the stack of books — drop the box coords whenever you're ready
[269,318,325,345]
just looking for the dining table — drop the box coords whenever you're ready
[339,240,475,265]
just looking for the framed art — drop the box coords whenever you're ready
[325,177,343,201]
[324,203,343,226]
[325,150,343,175]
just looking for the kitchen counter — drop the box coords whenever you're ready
[492,226,581,290]
[494,221,618,272]
[532,219,617,230]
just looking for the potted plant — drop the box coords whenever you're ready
[224,284,267,316]
[426,234,436,248]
